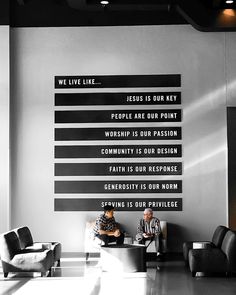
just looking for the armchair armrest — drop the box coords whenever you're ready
[183,240,214,262]
[192,241,213,249]
[188,248,227,274]
[35,242,52,250]
[24,242,51,251]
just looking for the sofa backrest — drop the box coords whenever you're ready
[15,226,33,249]
[211,225,229,247]
[221,230,236,271]
[0,231,21,262]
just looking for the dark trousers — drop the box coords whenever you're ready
[96,232,125,246]
[138,233,163,253]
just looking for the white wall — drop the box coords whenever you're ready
[10,25,233,252]
[0,26,10,233]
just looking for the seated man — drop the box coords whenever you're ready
[136,208,163,259]
[93,205,124,246]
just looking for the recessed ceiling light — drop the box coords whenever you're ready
[226,0,234,4]
[100,0,109,5]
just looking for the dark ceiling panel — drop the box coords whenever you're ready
[5,0,236,31]
[0,0,9,25]
[10,0,186,27]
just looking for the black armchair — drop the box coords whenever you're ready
[188,230,236,277]
[183,225,229,264]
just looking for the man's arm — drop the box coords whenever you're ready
[98,229,120,236]
[98,218,121,236]
[136,219,144,241]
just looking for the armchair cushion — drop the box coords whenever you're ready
[221,230,236,271]
[84,221,104,254]
[16,226,33,248]
[8,249,53,273]
[212,225,229,247]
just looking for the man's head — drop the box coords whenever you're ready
[103,205,115,219]
[143,208,153,222]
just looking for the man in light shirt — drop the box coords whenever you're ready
[136,208,163,259]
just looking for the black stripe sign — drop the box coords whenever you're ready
[55,162,182,176]
[55,74,181,89]
[54,198,183,211]
[55,144,182,158]
[54,74,183,211]
[55,109,181,123]
[55,127,182,141]
[55,92,181,105]
[55,180,182,194]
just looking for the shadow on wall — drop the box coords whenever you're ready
[167,223,185,253]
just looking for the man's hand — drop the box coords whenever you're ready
[143,233,153,238]
[99,228,121,236]
[114,229,121,237]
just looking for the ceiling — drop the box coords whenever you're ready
[5,0,236,31]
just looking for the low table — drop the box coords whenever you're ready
[100,244,146,273]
